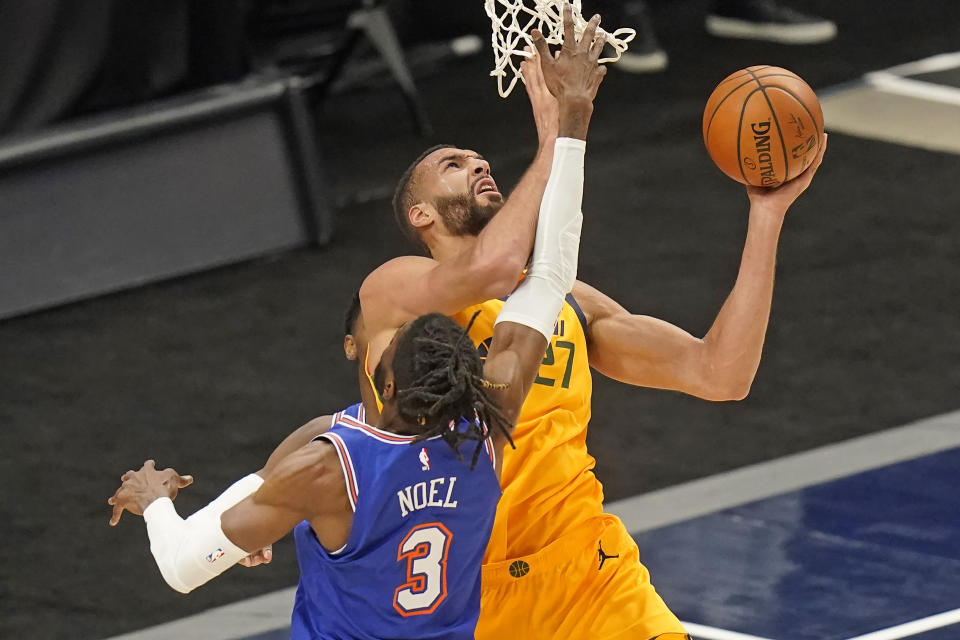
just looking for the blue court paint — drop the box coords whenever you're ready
[635,448,960,640]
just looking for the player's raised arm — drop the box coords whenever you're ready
[483,6,606,452]
[577,134,828,401]
[360,10,607,371]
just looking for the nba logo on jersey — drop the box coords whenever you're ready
[419,447,431,471]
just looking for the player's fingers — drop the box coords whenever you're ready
[794,133,829,187]
[590,64,608,93]
[530,30,552,65]
[581,14,601,50]
[143,459,156,471]
[121,470,134,482]
[178,474,194,488]
[814,133,828,165]
[562,3,575,49]
[107,486,122,505]
[589,30,607,61]
[528,54,548,92]
[109,502,124,527]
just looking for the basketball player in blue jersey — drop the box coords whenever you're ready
[107,15,608,639]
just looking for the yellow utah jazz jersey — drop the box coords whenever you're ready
[452,294,605,562]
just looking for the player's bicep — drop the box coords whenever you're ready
[574,280,709,392]
[224,441,346,552]
[588,311,708,392]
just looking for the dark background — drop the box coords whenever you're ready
[1,1,959,638]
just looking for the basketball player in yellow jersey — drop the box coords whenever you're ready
[359,10,829,640]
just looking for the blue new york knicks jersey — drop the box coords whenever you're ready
[290,402,501,640]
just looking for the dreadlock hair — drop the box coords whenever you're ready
[343,290,361,337]
[376,311,514,469]
[392,144,457,256]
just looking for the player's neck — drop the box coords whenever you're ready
[377,412,419,436]
[427,233,478,264]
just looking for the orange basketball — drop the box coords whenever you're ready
[703,66,823,188]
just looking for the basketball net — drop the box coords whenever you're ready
[485,0,636,98]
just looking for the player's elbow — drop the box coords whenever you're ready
[155,562,195,594]
[165,578,194,595]
[701,375,753,402]
[720,381,752,401]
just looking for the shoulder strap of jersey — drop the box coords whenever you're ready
[313,431,359,512]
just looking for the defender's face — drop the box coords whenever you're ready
[417,148,504,236]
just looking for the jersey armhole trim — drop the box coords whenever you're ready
[565,292,588,334]
[315,432,358,512]
[484,436,496,469]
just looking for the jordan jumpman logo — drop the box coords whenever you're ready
[597,540,619,571]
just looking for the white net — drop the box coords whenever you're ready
[485,0,636,98]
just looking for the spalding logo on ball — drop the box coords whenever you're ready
[703,66,824,188]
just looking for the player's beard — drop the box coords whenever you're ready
[433,192,503,237]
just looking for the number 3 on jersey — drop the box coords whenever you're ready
[393,523,452,616]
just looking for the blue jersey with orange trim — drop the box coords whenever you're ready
[290,404,501,640]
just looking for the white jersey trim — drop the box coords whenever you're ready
[315,432,358,512]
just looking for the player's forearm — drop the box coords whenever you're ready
[144,475,263,593]
[497,138,585,339]
[701,210,785,399]
[471,99,593,284]
[471,147,553,283]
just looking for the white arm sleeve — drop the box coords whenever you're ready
[143,473,263,594]
[496,137,585,340]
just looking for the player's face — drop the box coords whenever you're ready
[418,148,504,237]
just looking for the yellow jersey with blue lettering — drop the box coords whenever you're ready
[452,294,605,562]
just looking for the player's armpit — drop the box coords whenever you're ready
[573,281,739,401]
[222,440,351,554]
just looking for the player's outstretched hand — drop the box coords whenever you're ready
[108,459,193,526]
[747,133,828,214]
[530,4,607,105]
[521,45,559,151]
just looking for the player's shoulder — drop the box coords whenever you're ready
[271,438,341,487]
[362,256,439,292]
[360,256,440,321]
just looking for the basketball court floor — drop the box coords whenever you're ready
[3,2,959,639]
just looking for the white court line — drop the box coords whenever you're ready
[104,410,960,640]
[864,72,960,107]
[876,51,960,77]
[682,621,775,640]
[845,607,960,640]
[101,587,298,640]
[607,410,960,534]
